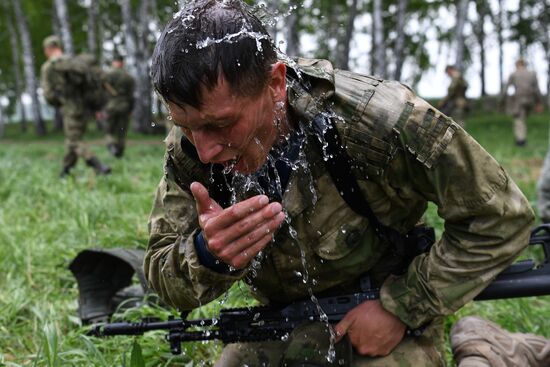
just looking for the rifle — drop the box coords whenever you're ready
[90,224,550,355]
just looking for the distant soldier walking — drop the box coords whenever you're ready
[103,55,135,158]
[40,35,111,177]
[501,58,543,146]
[438,65,468,127]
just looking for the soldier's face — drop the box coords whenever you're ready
[167,63,287,174]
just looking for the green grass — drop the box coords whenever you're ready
[1,113,550,366]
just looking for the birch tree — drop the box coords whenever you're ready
[4,2,27,132]
[496,0,505,93]
[335,0,359,70]
[454,0,469,72]
[54,0,74,55]
[373,0,386,77]
[11,0,46,136]
[120,0,153,133]
[284,0,301,57]
[393,0,409,81]
[87,0,99,55]
[473,0,488,96]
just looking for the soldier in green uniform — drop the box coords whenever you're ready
[144,1,534,365]
[103,54,135,158]
[501,58,543,146]
[438,65,468,127]
[41,35,111,177]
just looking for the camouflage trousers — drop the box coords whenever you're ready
[62,113,95,168]
[105,110,131,151]
[512,104,531,143]
[214,318,446,367]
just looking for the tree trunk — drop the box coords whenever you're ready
[497,0,504,93]
[0,102,5,138]
[4,2,27,132]
[87,0,99,55]
[335,0,359,70]
[474,0,487,96]
[393,0,409,81]
[373,0,386,77]
[11,0,46,135]
[53,108,64,131]
[454,0,469,72]
[54,0,74,55]
[284,0,301,57]
[121,0,153,133]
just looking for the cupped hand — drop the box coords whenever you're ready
[190,181,286,269]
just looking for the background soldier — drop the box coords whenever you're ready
[144,1,534,365]
[103,54,135,158]
[40,35,111,177]
[438,65,469,127]
[501,58,543,146]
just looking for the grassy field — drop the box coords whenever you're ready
[1,112,549,366]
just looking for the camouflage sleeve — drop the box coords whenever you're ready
[144,155,244,310]
[40,62,62,107]
[378,90,535,328]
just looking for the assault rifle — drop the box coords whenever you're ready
[90,224,550,355]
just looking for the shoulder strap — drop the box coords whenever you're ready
[311,114,398,240]
[312,114,435,260]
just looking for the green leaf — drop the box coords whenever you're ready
[129,340,145,367]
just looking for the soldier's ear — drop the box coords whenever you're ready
[269,62,287,102]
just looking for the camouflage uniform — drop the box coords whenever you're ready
[144,58,534,366]
[103,66,135,158]
[40,51,110,176]
[439,72,468,127]
[502,67,542,145]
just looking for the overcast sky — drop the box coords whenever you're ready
[295,0,548,99]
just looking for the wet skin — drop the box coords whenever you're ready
[167,62,406,357]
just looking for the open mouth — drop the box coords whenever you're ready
[221,156,240,174]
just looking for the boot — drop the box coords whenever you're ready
[107,143,118,157]
[451,316,550,367]
[114,146,124,158]
[59,164,74,178]
[85,157,112,175]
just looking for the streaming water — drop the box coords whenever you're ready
[172,1,341,362]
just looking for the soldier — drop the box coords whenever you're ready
[438,65,468,127]
[501,58,543,146]
[103,54,135,158]
[144,1,534,366]
[40,35,111,177]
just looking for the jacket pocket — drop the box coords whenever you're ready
[311,211,369,260]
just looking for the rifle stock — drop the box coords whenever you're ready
[91,224,550,355]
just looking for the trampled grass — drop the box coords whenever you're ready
[1,111,549,366]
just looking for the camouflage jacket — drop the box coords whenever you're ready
[503,69,542,111]
[145,58,534,328]
[40,55,97,116]
[103,67,135,114]
[440,73,468,110]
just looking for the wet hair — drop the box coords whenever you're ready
[152,0,277,109]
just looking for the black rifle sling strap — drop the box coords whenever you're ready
[311,115,404,244]
[310,113,439,264]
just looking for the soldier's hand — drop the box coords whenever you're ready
[190,182,286,269]
[535,103,544,114]
[334,299,406,357]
